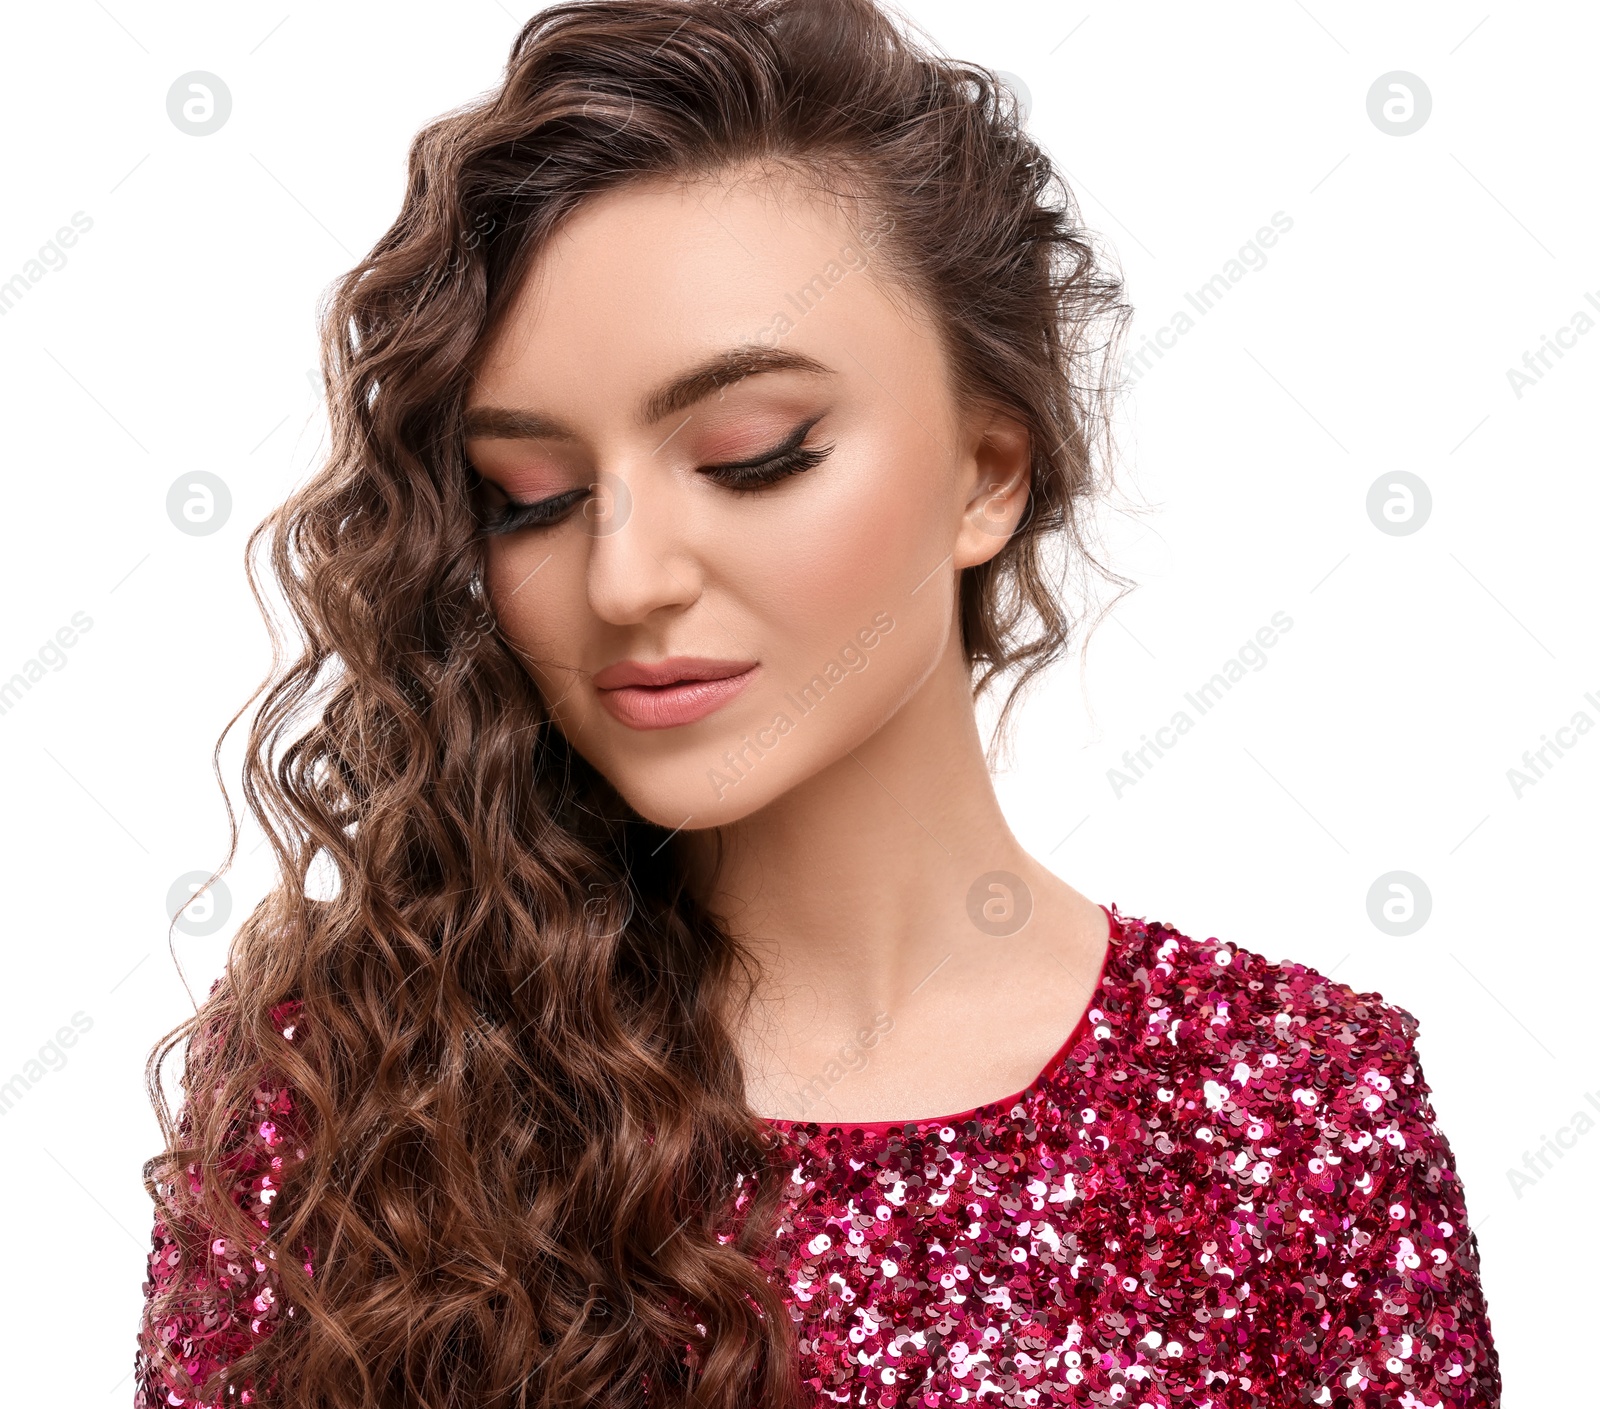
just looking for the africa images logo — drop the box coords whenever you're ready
[707,613,895,800]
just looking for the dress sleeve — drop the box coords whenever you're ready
[134,999,309,1409]
[1292,999,1500,1407]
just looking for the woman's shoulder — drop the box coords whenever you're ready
[1085,907,1498,1399]
[1088,906,1475,1252]
[1091,904,1442,1148]
[1102,902,1423,1066]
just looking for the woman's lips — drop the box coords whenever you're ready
[593,658,759,730]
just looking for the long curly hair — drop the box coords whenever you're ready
[139,1,1128,1405]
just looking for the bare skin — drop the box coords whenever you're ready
[467,164,1109,1124]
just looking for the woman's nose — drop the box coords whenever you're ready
[581,463,704,626]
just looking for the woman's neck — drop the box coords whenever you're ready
[677,633,1109,1123]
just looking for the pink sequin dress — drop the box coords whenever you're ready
[134,905,1500,1406]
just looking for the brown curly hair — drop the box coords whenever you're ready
[138,0,1128,1405]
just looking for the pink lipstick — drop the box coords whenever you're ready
[592,656,758,730]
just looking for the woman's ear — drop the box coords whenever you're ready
[953,407,1031,568]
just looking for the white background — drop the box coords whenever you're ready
[0,2,1593,1402]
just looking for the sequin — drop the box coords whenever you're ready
[132,998,308,1409]
[759,908,1500,1405]
[132,909,1501,1407]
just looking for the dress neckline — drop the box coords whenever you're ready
[761,902,1122,1138]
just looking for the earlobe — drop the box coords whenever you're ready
[954,411,1031,567]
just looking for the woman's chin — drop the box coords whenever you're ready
[610,763,789,833]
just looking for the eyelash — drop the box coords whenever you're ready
[477,416,832,536]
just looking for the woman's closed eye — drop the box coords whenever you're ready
[697,413,832,493]
[477,483,589,536]
[476,414,833,535]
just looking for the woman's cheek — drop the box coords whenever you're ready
[485,543,584,696]
[749,448,951,723]
[754,442,929,598]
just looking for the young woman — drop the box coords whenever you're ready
[133,1,1500,1405]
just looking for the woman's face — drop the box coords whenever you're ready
[466,167,1028,830]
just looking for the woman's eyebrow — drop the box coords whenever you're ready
[638,345,833,425]
[460,406,577,441]
[461,345,833,442]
